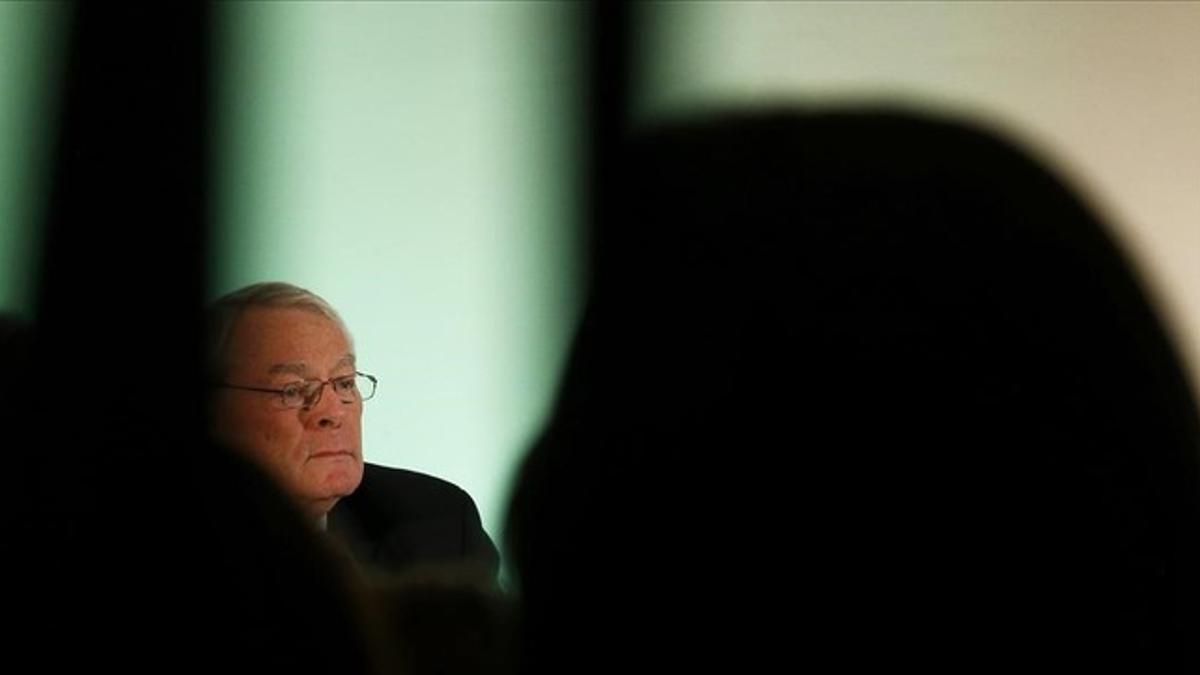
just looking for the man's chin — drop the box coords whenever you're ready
[312,462,364,500]
[300,472,363,520]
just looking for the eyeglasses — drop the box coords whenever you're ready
[215,372,378,410]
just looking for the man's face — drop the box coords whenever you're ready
[210,307,364,517]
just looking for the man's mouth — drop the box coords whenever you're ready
[309,450,356,459]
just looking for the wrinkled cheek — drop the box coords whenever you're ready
[259,428,304,468]
[348,418,365,456]
[236,427,294,486]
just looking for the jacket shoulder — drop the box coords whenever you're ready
[330,463,499,576]
[355,463,475,512]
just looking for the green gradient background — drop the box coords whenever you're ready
[212,2,582,545]
[0,2,64,318]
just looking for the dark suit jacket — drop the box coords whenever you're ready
[328,463,499,578]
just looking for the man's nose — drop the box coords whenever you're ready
[305,382,345,428]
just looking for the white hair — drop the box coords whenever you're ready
[207,282,352,378]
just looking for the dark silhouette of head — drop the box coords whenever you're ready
[3,310,381,673]
[508,109,1200,669]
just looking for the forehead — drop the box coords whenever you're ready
[224,306,352,374]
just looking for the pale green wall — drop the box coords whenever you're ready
[212,2,582,544]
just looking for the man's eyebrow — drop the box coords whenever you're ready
[267,362,309,377]
[266,355,355,378]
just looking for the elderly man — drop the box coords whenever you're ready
[207,282,498,577]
